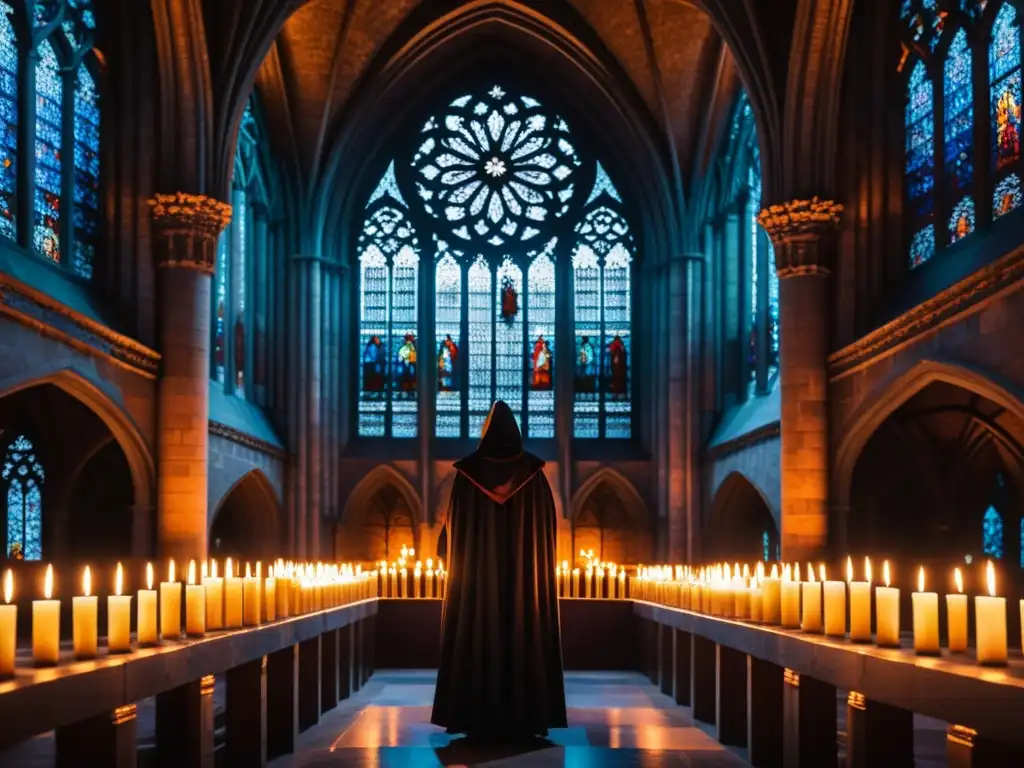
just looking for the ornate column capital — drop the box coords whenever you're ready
[148,193,232,274]
[757,197,843,278]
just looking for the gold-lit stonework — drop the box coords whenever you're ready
[148,193,232,274]
[758,198,844,277]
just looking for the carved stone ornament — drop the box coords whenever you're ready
[757,197,843,278]
[148,193,232,274]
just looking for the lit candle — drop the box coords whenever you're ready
[243,563,261,626]
[975,561,1007,666]
[264,567,276,622]
[388,566,396,598]
[426,568,435,599]
[618,570,626,599]
[823,564,846,638]
[160,560,182,640]
[585,567,593,599]
[946,567,967,653]
[33,564,60,666]
[399,568,407,599]
[439,567,447,599]
[185,560,205,637]
[780,564,801,628]
[849,557,872,643]
[874,560,900,648]
[749,576,763,622]
[572,568,580,598]
[762,564,781,624]
[912,566,939,655]
[72,566,98,660]
[137,563,158,645]
[801,564,822,633]
[204,560,224,630]
[107,563,132,653]
[224,558,243,628]
[414,567,422,599]
[0,570,16,676]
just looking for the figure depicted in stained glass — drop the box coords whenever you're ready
[3,435,44,561]
[607,335,628,395]
[531,336,553,390]
[996,88,1021,167]
[437,334,458,392]
[395,334,417,392]
[501,275,518,321]
[983,505,1003,559]
[575,335,598,393]
[362,335,385,392]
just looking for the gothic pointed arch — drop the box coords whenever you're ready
[571,468,650,564]
[209,469,282,561]
[705,470,779,563]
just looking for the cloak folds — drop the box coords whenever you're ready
[431,401,568,738]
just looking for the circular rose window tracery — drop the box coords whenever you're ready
[411,85,581,250]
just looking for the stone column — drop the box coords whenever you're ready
[149,193,231,562]
[758,199,843,562]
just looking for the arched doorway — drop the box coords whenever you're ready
[847,379,1024,565]
[704,472,779,563]
[338,466,421,564]
[209,471,282,563]
[571,471,650,565]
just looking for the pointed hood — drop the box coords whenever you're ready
[454,400,545,504]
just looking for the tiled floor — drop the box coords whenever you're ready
[271,670,749,767]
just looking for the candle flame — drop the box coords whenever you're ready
[116,562,123,597]
[917,566,924,594]
[44,563,53,599]
[268,565,274,579]
[819,563,826,582]
[226,558,234,580]
[83,565,91,597]
[807,564,816,584]
[783,563,792,581]
[3,569,11,604]
[146,562,154,591]
[188,559,196,586]
[846,556,853,583]
[724,563,731,581]
[987,560,996,597]
[883,560,890,588]
[168,560,175,584]
[955,567,963,594]
[201,560,208,580]
[770,563,778,580]
[794,562,801,582]
[211,559,218,579]
[756,561,765,581]
[245,562,252,579]
[256,561,262,580]
[865,557,872,584]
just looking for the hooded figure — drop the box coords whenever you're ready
[431,400,567,739]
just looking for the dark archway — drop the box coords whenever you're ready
[571,470,651,565]
[848,380,1024,565]
[209,471,283,563]
[67,440,134,560]
[704,472,778,563]
[339,466,422,564]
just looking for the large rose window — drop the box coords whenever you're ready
[411,85,581,249]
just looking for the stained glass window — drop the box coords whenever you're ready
[906,60,935,267]
[232,189,247,396]
[34,41,62,264]
[762,531,770,563]
[214,235,228,384]
[945,29,975,243]
[3,435,44,561]
[391,246,419,439]
[1020,518,1024,568]
[910,224,936,267]
[468,256,493,438]
[73,65,99,279]
[0,6,16,242]
[991,3,1022,221]
[495,257,523,429]
[983,505,1004,559]
[435,252,462,438]
[527,253,555,438]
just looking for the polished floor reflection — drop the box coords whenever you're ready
[272,670,748,767]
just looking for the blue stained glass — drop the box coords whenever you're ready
[232,189,246,397]
[495,257,523,426]
[73,66,100,279]
[586,162,622,205]
[214,234,228,384]
[949,195,975,242]
[527,252,555,438]
[435,252,462,438]
[909,224,936,267]
[603,244,632,439]
[906,61,935,219]
[391,246,419,439]
[0,6,16,241]
[1020,518,1024,568]
[358,245,389,438]
[762,531,770,563]
[572,244,600,438]
[468,256,493,438]
[944,30,974,203]
[993,173,1022,218]
[34,41,62,264]
[3,435,44,561]
[768,240,779,373]
[983,505,1003,559]
[991,5,1021,173]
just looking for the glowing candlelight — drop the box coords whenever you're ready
[0,570,16,676]
[823,563,846,637]
[874,560,899,648]
[107,563,132,653]
[224,558,243,628]
[911,566,939,655]
[848,556,872,643]
[762,563,781,624]
[159,560,182,640]
[204,559,224,630]
[243,562,261,626]
[185,560,205,637]
[33,564,60,665]
[975,561,1007,665]
[264,566,276,621]
[780,564,801,628]
[801,563,822,633]
[946,567,967,653]
[138,563,158,645]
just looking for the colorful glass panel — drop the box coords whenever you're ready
[983,505,1003,559]
[3,435,44,561]
[0,6,16,241]
[358,245,389,438]
[527,252,555,438]
[34,41,62,263]
[468,256,493,438]
[944,30,974,209]
[993,173,1022,218]
[214,233,228,384]
[435,253,462,438]
[73,65,100,279]
[572,244,601,439]
[603,244,632,439]
[232,189,247,397]
[949,195,975,242]
[910,224,936,267]
[991,4,1022,177]
[391,246,419,439]
[906,61,935,220]
[495,257,523,427]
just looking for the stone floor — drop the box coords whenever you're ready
[272,670,749,767]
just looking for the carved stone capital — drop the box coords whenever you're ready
[757,198,843,278]
[148,193,232,274]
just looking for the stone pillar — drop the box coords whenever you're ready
[155,675,216,768]
[226,656,267,767]
[691,634,717,724]
[947,725,1019,767]
[758,199,843,561]
[716,645,747,747]
[666,257,688,561]
[56,704,138,768]
[781,668,837,767]
[149,193,232,562]
[846,692,913,768]
[747,656,784,767]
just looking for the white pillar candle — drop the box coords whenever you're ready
[204,560,224,630]
[224,562,243,628]
[138,563,158,645]
[762,565,781,624]
[619,571,626,599]
[912,567,939,655]
[0,570,17,676]
[976,561,1007,666]
[185,560,205,637]
[823,580,846,637]
[848,557,872,643]
[426,569,435,599]
[160,560,182,640]
[107,563,132,654]
[73,566,98,660]
[398,568,407,599]
[572,568,580,598]
[414,568,422,599]
[33,564,60,666]
[875,561,900,648]
[243,563,261,626]
[277,570,290,618]
[585,567,593,599]
[801,566,822,633]
[780,565,801,628]
[264,572,276,621]
[749,581,763,622]
[734,581,750,619]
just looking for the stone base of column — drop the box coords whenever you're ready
[299,636,322,731]
[56,704,138,768]
[747,656,783,767]
[947,725,1019,767]
[339,623,353,700]
[267,645,299,758]
[782,669,836,767]
[155,676,215,768]
[846,693,913,767]
[716,645,747,747]
[674,630,692,706]
[226,656,267,767]
[659,625,674,696]
[692,635,716,724]
[321,629,339,712]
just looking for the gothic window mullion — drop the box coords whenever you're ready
[755,225,770,396]
[460,258,469,440]
[521,254,530,439]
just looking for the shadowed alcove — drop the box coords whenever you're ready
[703,471,778,563]
[572,471,650,564]
[338,467,421,563]
[209,470,283,562]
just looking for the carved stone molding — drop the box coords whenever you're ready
[828,244,1024,381]
[758,198,843,277]
[0,275,160,378]
[148,193,232,274]
[209,420,287,459]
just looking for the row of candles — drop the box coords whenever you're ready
[376,554,448,599]
[0,559,379,676]
[556,561,630,599]
[635,557,1016,666]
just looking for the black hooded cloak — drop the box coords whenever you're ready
[431,401,567,738]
